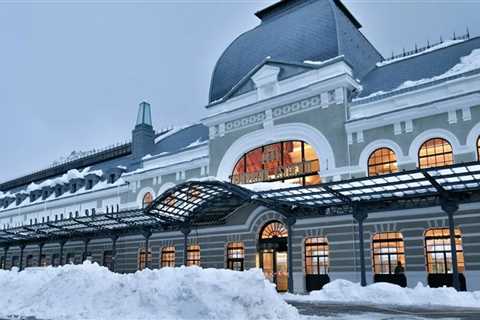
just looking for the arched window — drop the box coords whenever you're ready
[372,232,405,274]
[305,237,329,275]
[260,221,288,239]
[231,141,320,186]
[226,242,245,271]
[368,148,398,176]
[424,228,464,274]
[138,248,152,270]
[418,138,453,169]
[142,192,153,208]
[186,245,200,266]
[160,246,176,268]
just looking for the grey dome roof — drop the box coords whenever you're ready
[209,0,382,103]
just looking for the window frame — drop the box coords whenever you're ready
[186,244,201,267]
[226,242,245,271]
[418,138,454,169]
[260,221,288,240]
[138,248,152,270]
[160,246,176,268]
[371,232,406,275]
[424,227,464,274]
[367,147,399,176]
[304,237,329,275]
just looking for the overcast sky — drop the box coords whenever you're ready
[1,0,480,183]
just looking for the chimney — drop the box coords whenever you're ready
[132,101,155,159]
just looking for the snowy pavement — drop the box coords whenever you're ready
[289,301,480,320]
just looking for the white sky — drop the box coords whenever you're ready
[1,0,480,183]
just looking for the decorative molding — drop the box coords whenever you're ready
[356,131,364,143]
[405,120,413,133]
[394,122,402,135]
[225,112,266,133]
[463,107,472,121]
[448,110,458,124]
[408,128,467,163]
[357,139,407,174]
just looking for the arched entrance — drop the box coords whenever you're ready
[258,221,289,292]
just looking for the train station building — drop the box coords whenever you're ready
[1,0,480,293]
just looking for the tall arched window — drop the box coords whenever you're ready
[368,148,398,176]
[226,242,245,271]
[231,141,320,186]
[424,228,464,274]
[186,245,200,266]
[142,192,153,208]
[418,138,453,169]
[372,232,405,274]
[160,246,176,268]
[261,221,288,239]
[305,237,329,275]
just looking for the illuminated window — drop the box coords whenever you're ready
[142,192,153,208]
[231,141,320,186]
[138,248,152,270]
[372,232,405,274]
[418,138,453,169]
[368,148,398,176]
[186,245,200,266]
[161,246,176,268]
[261,221,288,239]
[477,137,480,160]
[425,228,464,274]
[305,237,329,275]
[226,242,245,271]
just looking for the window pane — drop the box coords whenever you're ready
[368,148,398,176]
[371,232,406,275]
[424,228,464,274]
[304,237,329,275]
[418,138,454,169]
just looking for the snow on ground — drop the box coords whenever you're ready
[0,262,300,320]
[284,279,480,309]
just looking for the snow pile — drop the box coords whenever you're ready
[376,39,466,67]
[285,279,480,308]
[0,262,300,320]
[356,48,480,102]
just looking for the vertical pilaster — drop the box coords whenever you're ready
[353,206,368,287]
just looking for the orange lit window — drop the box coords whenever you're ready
[477,137,480,160]
[372,232,405,274]
[368,148,398,176]
[305,237,329,275]
[138,248,152,270]
[226,242,245,271]
[187,245,200,266]
[261,221,288,239]
[142,192,153,208]
[418,138,453,169]
[230,141,320,186]
[160,246,175,268]
[424,228,464,274]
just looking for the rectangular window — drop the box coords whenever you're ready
[187,245,200,266]
[226,242,245,271]
[425,228,464,274]
[372,232,405,274]
[138,248,152,270]
[160,246,176,268]
[305,237,329,275]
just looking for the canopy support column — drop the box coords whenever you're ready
[287,216,296,294]
[82,239,90,262]
[441,198,460,291]
[111,235,119,272]
[181,227,191,266]
[59,240,66,266]
[142,229,152,270]
[353,206,368,287]
[38,243,45,267]
[19,244,25,271]
[3,246,8,270]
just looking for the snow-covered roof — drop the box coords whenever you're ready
[356,36,480,102]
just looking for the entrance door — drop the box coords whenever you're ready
[260,249,288,292]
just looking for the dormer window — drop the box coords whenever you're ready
[42,190,49,200]
[87,180,93,190]
[71,183,77,193]
[109,174,116,184]
[55,187,62,197]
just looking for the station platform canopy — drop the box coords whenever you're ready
[2,162,480,247]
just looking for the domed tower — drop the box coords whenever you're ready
[209,0,382,103]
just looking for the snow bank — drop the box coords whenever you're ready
[285,279,480,309]
[0,262,300,320]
